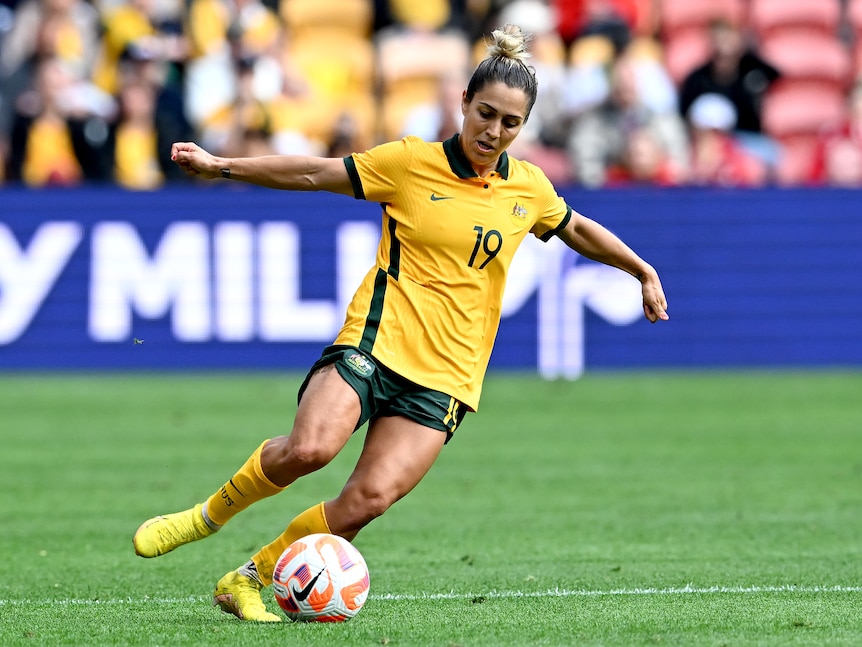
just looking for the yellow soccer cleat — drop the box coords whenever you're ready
[133,503,215,558]
[213,570,282,622]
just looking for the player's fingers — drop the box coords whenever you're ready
[172,151,198,174]
[170,142,197,161]
[644,301,669,323]
[644,303,657,323]
[170,142,187,160]
[172,153,198,175]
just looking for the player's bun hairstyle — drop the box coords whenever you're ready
[465,24,539,120]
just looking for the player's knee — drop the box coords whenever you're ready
[266,435,336,477]
[288,441,337,474]
[359,492,392,523]
[343,485,396,527]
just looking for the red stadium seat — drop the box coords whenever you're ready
[773,135,820,185]
[762,81,847,140]
[763,80,846,185]
[659,0,746,85]
[764,78,848,185]
[854,40,862,79]
[659,0,745,38]
[749,0,842,40]
[663,28,712,85]
[760,32,852,91]
[849,0,862,36]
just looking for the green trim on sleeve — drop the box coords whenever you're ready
[343,155,365,200]
[542,204,573,242]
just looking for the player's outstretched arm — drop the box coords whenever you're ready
[557,212,669,324]
[170,142,354,195]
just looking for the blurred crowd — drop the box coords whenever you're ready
[2,0,862,189]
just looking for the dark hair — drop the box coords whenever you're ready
[465,24,539,121]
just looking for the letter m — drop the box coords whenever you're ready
[89,222,211,341]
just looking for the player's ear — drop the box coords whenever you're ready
[461,91,468,116]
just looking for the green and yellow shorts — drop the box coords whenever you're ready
[298,345,467,443]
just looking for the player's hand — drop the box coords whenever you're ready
[640,270,669,323]
[171,142,221,179]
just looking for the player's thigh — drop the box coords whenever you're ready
[345,415,446,505]
[293,364,361,442]
[264,366,361,480]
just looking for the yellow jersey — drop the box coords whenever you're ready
[338,134,572,410]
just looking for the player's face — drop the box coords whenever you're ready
[460,81,529,177]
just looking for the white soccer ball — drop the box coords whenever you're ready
[272,533,370,622]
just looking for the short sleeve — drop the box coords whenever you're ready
[344,137,415,203]
[529,170,572,241]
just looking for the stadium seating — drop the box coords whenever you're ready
[760,31,852,92]
[770,134,819,185]
[662,27,712,84]
[757,29,850,184]
[568,33,616,67]
[762,80,848,184]
[849,0,862,37]
[376,29,471,141]
[846,0,862,77]
[658,0,746,39]
[763,81,847,139]
[7,0,862,186]
[625,36,665,62]
[281,0,373,43]
[658,0,746,84]
[749,0,843,40]
[280,0,376,148]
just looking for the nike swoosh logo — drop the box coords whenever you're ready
[291,567,326,602]
[430,193,454,201]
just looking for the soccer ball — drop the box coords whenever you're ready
[272,533,370,622]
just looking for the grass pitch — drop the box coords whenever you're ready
[2,371,861,646]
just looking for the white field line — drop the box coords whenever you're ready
[1,584,860,607]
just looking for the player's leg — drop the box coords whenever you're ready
[213,352,457,622]
[257,363,364,486]
[133,364,361,560]
[216,415,445,622]
[248,414,447,586]
[212,365,363,621]
[131,439,283,559]
[325,415,447,539]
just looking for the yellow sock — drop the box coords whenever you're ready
[252,502,331,586]
[204,439,286,527]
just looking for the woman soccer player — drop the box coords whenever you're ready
[133,24,669,622]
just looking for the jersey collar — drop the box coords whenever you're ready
[443,134,510,180]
